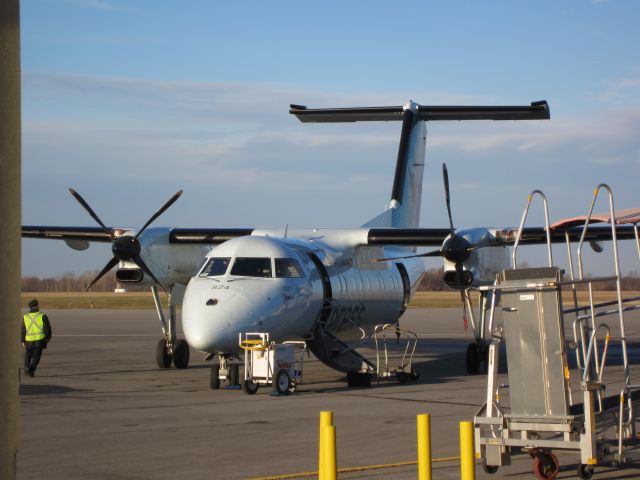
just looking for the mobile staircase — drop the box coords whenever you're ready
[474,185,640,479]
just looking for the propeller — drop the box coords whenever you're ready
[376,164,476,327]
[69,188,183,292]
[440,163,469,328]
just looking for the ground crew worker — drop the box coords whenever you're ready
[21,299,52,377]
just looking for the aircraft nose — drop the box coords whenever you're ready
[182,281,254,353]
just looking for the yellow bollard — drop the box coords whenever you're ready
[417,414,432,480]
[460,421,475,480]
[323,425,337,480]
[318,411,333,480]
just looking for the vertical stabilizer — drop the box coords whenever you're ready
[361,101,426,228]
[289,100,550,229]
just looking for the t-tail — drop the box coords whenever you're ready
[289,100,550,229]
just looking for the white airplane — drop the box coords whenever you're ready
[22,99,637,389]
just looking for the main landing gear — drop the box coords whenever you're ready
[465,340,489,374]
[152,285,190,369]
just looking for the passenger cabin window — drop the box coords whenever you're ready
[198,257,230,277]
[275,258,304,278]
[230,257,272,278]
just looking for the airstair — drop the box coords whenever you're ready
[474,185,640,479]
[306,298,419,387]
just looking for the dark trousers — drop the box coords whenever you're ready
[24,347,43,375]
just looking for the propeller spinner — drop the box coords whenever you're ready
[68,188,183,292]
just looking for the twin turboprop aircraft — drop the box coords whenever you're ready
[23,99,638,389]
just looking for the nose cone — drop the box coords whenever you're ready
[182,280,254,353]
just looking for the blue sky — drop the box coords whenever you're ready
[21,0,640,277]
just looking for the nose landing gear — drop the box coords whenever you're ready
[209,356,241,390]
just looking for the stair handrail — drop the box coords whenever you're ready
[512,190,553,269]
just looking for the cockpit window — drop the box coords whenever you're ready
[275,258,304,278]
[198,257,230,277]
[230,257,272,278]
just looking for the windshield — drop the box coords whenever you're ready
[198,257,231,277]
[230,257,272,278]
[275,258,304,278]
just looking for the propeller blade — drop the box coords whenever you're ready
[133,255,166,292]
[376,249,444,262]
[82,257,119,292]
[69,188,112,236]
[134,190,183,241]
[442,164,455,235]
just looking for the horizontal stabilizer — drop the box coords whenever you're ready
[290,101,550,123]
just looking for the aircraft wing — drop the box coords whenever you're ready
[22,226,114,242]
[23,225,636,247]
[22,226,255,244]
[365,225,638,246]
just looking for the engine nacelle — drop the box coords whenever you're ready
[116,268,144,283]
[442,268,473,288]
[441,228,511,288]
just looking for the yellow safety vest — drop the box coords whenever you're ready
[24,312,46,342]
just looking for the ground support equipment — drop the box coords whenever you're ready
[373,323,419,384]
[474,187,640,479]
[239,332,306,395]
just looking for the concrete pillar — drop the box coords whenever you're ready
[0,1,22,478]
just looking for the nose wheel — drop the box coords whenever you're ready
[210,357,241,390]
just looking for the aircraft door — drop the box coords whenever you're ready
[395,263,411,315]
[307,253,333,325]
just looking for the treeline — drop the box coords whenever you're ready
[21,271,147,292]
[21,268,640,292]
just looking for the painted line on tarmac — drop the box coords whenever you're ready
[247,456,460,479]
[55,334,157,337]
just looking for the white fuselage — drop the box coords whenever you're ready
[181,230,426,354]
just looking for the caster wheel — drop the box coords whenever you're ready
[532,452,559,480]
[482,459,499,474]
[577,463,594,479]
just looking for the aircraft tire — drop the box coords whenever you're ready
[275,369,291,395]
[396,371,409,384]
[228,363,240,386]
[156,339,172,369]
[173,339,190,369]
[210,364,221,390]
[466,343,480,374]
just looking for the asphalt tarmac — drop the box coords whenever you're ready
[17,307,640,479]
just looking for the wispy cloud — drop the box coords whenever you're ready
[57,0,146,14]
[22,72,640,231]
[593,67,640,104]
